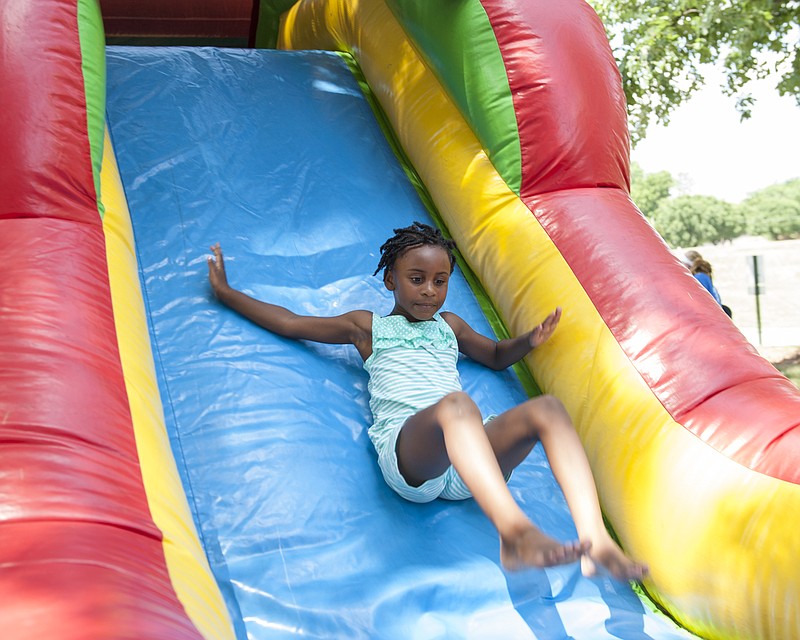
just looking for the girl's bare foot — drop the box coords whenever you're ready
[500,523,590,571]
[580,535,648,581]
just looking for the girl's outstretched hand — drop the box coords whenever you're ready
[207,243,230,297]
[528,307,562,348]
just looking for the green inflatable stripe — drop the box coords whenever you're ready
[385,0,522,195]
[77,0,107,219]
[253,0,300,49]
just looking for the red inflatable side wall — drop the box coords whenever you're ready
[0,1,202,637]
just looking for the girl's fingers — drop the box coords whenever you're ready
[209,244,224,268]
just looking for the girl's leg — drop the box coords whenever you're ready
[484,395,647,580]
[395,391,588,570]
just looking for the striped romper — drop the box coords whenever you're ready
[364,312,474,503]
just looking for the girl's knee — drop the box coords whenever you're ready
[537,394,567,414]
[435,391,481,421]
[523,395,571,430]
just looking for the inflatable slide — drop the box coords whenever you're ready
[1,0,797,639]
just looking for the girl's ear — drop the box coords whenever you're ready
[383,270,396,291]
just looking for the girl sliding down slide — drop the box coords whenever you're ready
[208,222,647,581]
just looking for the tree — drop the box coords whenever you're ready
[652,194,744,246]
[630,162,675,217]
[589,1,800,143]
[740,178,800,239]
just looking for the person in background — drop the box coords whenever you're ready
[684,250,733,318]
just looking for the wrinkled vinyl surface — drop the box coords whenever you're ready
[106,46,693,640]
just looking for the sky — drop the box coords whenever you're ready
[630,69,800,204]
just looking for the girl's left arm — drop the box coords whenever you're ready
[442,307,561,371]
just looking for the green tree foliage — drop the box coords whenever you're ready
[740,178,800,239]
[589,1,800,143]
[651,194,744,246]
[630,162,675,217]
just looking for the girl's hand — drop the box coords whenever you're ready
[528,307,561,348]
[207,243,230,297]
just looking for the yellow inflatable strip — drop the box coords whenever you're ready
[101,129,236,640]
[281,2,800,638]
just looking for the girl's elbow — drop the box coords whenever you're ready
[488,358,510,371]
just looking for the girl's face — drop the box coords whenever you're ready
[384,244,452,322]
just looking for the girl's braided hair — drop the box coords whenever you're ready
[373,221,456,278]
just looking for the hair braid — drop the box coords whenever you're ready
[373,221,456,278]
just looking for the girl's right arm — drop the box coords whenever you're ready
[207,243,373,360]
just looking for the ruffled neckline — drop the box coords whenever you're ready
[371,313,456,352]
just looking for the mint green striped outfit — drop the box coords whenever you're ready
[364,312,474,503]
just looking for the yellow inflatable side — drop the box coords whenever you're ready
[101,129,237,640]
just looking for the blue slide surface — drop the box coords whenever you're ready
[105,46,694,640]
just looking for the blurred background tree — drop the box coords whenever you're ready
[589,1,800,143]
[630,163,674,217]
[740,178,800,239]
[630,165,799,246]
[651,194,743,246]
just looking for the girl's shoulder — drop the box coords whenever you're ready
[439,310,472,335]
[346,309,374,324]
[324,309,373,336]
